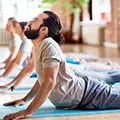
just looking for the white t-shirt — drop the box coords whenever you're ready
[34,37,85,109]
[19,38,33,56]
[9,33,22,51]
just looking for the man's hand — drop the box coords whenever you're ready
[4,109,31,120]
[4,99,26,107]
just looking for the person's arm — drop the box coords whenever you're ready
[12,50,34,89]
[26,64,58,113]
[4,80,40,107]
[5,46,20,68]
[0,46,20,70]
[10,59,34,89]
[22,80,40,103]
[0,57,34,91]
[0,50,34,90]
[4,64,59,119]
[0,50,28,79]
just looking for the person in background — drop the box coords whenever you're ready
[0,18,118,90]
[0,53,120,92]
[0,19,119,91]
[0,21,33,81]
[67,59,120,72]
[0,48,120,92]
[0,48,35,92]
[0,17,22,69]
[3,11,120,120]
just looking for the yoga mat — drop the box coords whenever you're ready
[1,79,120,94]
[0,78,36,94]
[0,84,33,94]
[0,95,13,105]
[1,99,120,120]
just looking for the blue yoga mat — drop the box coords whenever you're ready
[0,78,36,94]
[1,99,120,120]
[1,82,120,94]
[0,82,120,94]
[0,85,33,94]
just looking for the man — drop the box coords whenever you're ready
[4,11,120,120]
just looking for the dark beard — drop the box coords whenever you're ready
[24,30,39,40]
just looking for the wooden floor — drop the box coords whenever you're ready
[2,44,120,120]
[61,44,120,63]
[26,113,120,120]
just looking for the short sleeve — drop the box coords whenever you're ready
[20,39,33,55]
[41,43,61,68]
[13,34,22,47]
[43,58,60,68]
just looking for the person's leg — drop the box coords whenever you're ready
[99,69,120,74]
[77,76,120,109]
[72,65,120,85]
[100,71,120,84]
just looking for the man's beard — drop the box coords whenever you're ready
[24,30,39,40]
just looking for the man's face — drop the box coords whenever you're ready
[24,13,48,40]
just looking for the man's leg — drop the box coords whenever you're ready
[77,76,120,109]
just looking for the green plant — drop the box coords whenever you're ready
[38,0,89,14]
[38,0,90,43]
[80,0,89,5]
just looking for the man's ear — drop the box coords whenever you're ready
[40,27,48,36]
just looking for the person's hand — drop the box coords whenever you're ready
[0,89,9,93]
[0,63,5,68]
[0,75,3,79]
[4,109,31,120]
[4,99,26,107]
[0,75,5,83]
[0,84,8,88]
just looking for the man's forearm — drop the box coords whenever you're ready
[23,80,40,102]
[26,78,55,114]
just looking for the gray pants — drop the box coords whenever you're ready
[73,68,120,85]
[72,68,120,109]
[77,76,120,109]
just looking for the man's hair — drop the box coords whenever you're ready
[43,11,65,44]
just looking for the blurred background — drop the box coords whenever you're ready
[0,0,118,48]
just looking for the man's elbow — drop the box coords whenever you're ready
[47,79,56,90]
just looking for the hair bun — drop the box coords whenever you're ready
[53,32,65,44]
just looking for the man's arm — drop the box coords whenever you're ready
[4,80,40,106]
[22,80,40,103]
[4,64,59,120]
[26,64,59,114]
